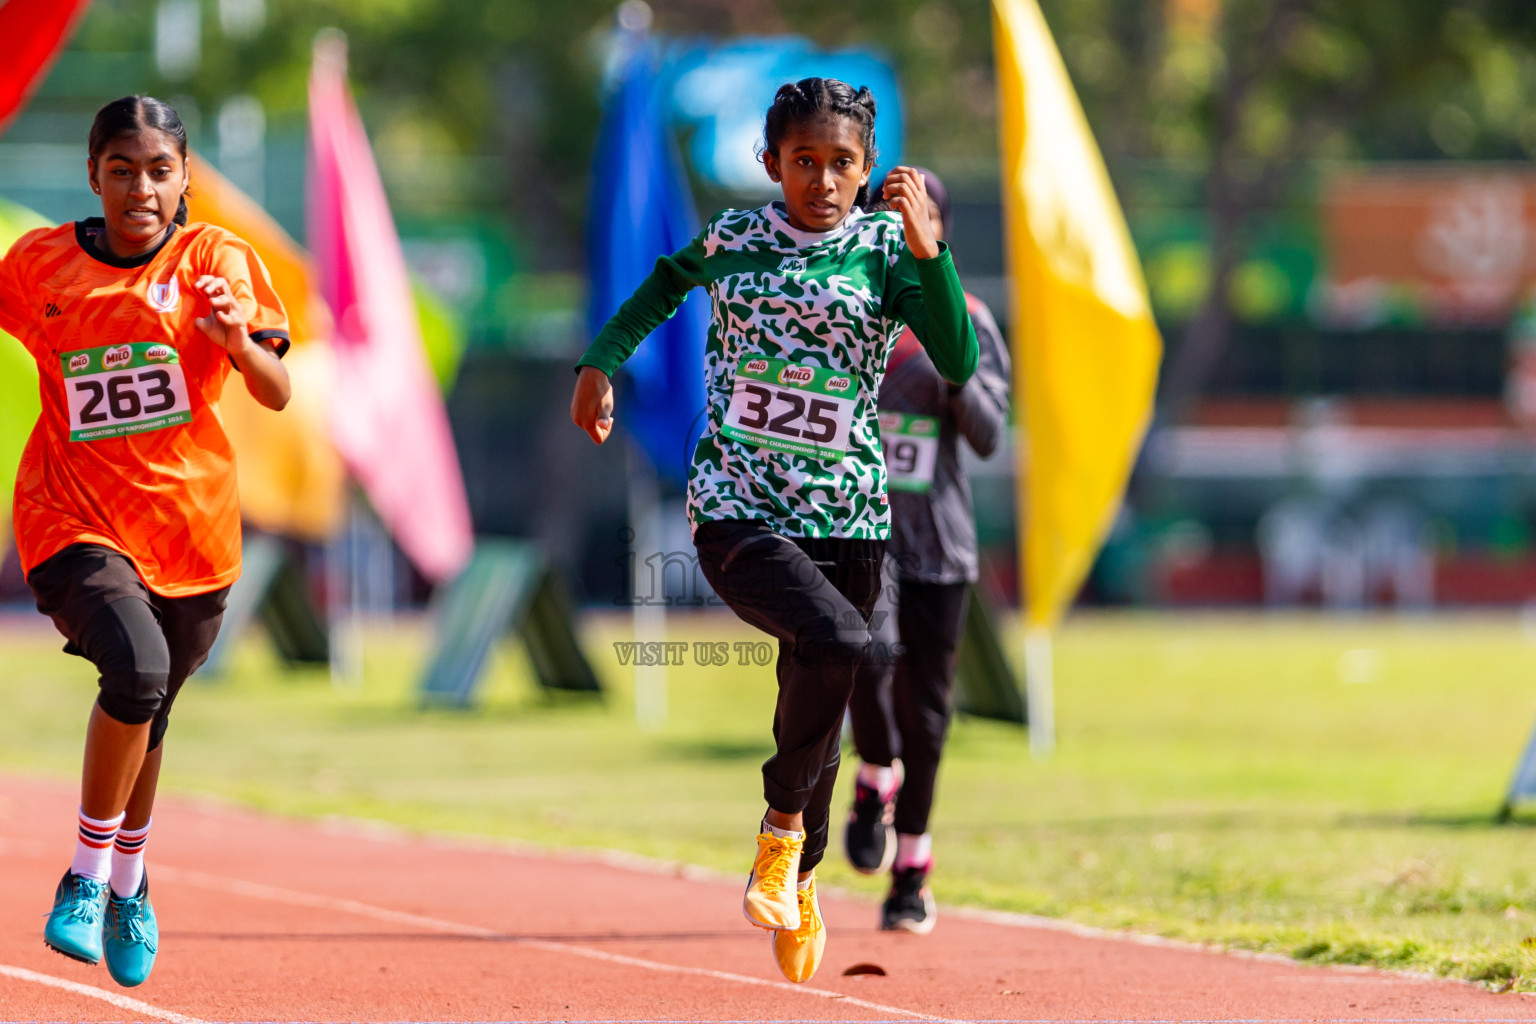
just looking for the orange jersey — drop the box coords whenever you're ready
[3,219,290,597]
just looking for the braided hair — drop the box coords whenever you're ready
[762,78,878,208]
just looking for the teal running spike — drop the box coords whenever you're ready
[44,871,110,965]
[103,873,158,988]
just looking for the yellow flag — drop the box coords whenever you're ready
[186,155,347,541]
[994,0,1163,629]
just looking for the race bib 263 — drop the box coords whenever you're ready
[62,343,192,442]
[720,356,860,461]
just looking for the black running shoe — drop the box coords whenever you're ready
[882,865,936,934]
[843,778,896,874]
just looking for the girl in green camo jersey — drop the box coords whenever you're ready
[570,77,977,985]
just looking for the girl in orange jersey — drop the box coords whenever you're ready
[2,96,291,988]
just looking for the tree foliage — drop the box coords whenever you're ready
[1037,0,1536,410]
[63,0,1536,349]
[69,0,1005,266]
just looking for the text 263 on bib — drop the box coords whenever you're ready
[61,343,191,442]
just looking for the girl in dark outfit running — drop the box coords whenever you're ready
[571,79,978,982]
[843,167,1012,935]
[8,96,291,988]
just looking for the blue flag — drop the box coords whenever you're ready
[587,42,708,490]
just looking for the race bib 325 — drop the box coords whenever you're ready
[720,356,860,461]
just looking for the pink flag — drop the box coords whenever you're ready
[306,34,473,582]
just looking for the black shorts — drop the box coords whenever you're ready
[27,543,229,749]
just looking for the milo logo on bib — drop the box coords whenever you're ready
[721,355,861,461]
[60,342,192,442]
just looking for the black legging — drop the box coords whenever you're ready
[28,543,228,751]
[694,519,884,871]
[848,571,968,836]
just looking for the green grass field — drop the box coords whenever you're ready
[6,609,1536,987]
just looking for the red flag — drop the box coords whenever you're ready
[306,33,473,582]
[0,0,93,133]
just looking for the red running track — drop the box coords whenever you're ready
[0,774,1532,1022]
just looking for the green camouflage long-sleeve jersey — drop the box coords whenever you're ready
[577,202,978,540]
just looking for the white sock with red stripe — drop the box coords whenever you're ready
[71,808,124,882]
[894,832,932,872]
[110,819,151,897]
[857,762,898,799]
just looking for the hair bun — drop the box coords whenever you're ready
[774,82,806,105]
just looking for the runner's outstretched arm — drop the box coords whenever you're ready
[571,231,709,444]
[195,273,290,410]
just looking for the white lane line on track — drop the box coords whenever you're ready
[128,812,1495,995]
[153,865,959,1023]
[0,962,207,1023]
[0,828,1511,1015]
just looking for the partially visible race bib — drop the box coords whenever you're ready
[879,412,940,492]
[62,342,192,442]
[720,356,860,461]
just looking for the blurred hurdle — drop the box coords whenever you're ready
[418,538,601,707]
[954,589,1027,726]
[1498,717,1536,821]
[200,532,330,678]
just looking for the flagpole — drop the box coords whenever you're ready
[1023,625,1055,758]
[328,489,365,689]
[628,441,667,730]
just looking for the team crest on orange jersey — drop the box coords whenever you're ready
[147,278,180,313]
